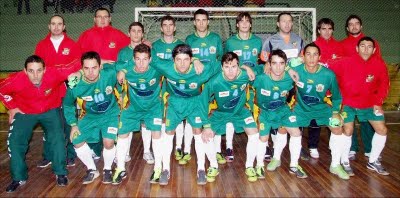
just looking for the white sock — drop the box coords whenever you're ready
[289,136,302,167]
[141,126,152,153]
[369,133,386,163]
[126,132,133,156]
[103,146,116,170]
[194,134,205,171]
[271,134,277,146]
[340,134,352,164]
[257,139,267,167]
[116,136,130,170]
[175,122,184,150]
[75,143,96,170]
[162,133,174,171]
[273,133,288,161]
[329,133,343,167]
[226,122,234,149]
[245,133,259,168]
[214,135,222,153]
[184,122,193,154]
[204,137,218,168]
[152,137,162,170]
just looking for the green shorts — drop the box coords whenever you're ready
[165,95,206,131]
[119,102,163,134]
[256,106,298,136]
[293,106,332,127]
[209,107,257,135]
[72,114,119,145]
[341,105,385,123]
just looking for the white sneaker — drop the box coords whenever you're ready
[143,152,155,164]
[309,148,319,159]
[349,151,356,160]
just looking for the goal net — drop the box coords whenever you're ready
[135,7,316,45]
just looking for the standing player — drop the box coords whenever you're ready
[35,15,81,168]
[63,52,119,185]
[225,12,262,162]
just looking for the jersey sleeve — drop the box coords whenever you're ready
[63,88,77,126]
[0,73,20,110]
[53,59,81,81]
[216,35,223,61]
[374,59,390,106]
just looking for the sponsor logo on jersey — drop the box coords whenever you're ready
[105,86,112,95]
[219,91,229,97]
[166,49,172,53]
[192,48,200,54]
[189,83,197,89]
[156,53,165,59]
[366,74,374,82]
[332,54,337,59]
[316,84,324,92]
[252,48,258,56]
[244,116,255,124]
[231,84,237,89]
[149,78,156,86]
[140,84,146,90]
[240,84,247,90]
[244,45,250,50]
[154,118,162,125]
[167,79,176,84]
[94,89,100,94]
[139,79,146,83]
[62,48,70,55]
[128,81,137,87]
[107,127,118,134]
[261,89,271,96]
[201,43,207,47]
[179,80,186,84]
[3,95,12,102]
[307,79,314,84]
[281,90,288,97]
[233,50,242,56]
[296,81,304,88]
[82,96,93,101]
[209,46,216,54]
[272,86,279,91]
[179,84,185,90]
[195,116,202,123]
[289,115,297,122]
[109,42,116,48]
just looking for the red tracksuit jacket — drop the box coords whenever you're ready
[341,33,381,57]
[314,36,345,64]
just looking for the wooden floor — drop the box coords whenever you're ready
[0,112,400,197]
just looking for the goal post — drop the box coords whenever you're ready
[134,7,316,45]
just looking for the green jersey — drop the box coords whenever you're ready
[117,45,133,63]
[63,67,119,125]
[185,31,223,63]
[225,33,262,68]
[293,64,342,113]
[152,38,184,60]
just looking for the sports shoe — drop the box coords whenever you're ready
[159,170,170,185]
[102,169,113,184]
[309,148,319,159]
[82,169,100,184]
[66,158,75,167]
[56,175,68,186]
[342,162,355,176]
[197,170,207,185]
[37,159,52,168]
[264,147,273,161]
[255,166,265,179]
[216,152,227,164]
[245,167,258,182]
[175,148,183,160]
[92,153,101,162]
[206,167,219,182]
[125,155,132,162]
[349,151,356,160]
[289,166,308,178]
[178,153,192,165]
[364,153,382,161]
[267,158,281,171]
[149,168,162,184]
[300,148,310,161]
[225,148,234,162]
[329,165,349,180]
[112,168,127,185]
[367,160,389,175]
[143,152,155,164]
[6,180,26,193]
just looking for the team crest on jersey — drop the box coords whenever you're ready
[82,96,93,101]
[62,48,70,55]
[3,95,12,102]
[244,45,250,50]
[167,79,176,84]
[94,89,100,94]
[289,115,297,122]
[105,86,113,95]
[316,84,324,92]
[366,75,374,82]
[44,89,52,95]
[209,46,216,54]
[189,83,197,89]
[252,48,258,56]
[192,48,200,54]
[307,79,314,84]
[240,84,247,90]
[156,53,165,59]
[149,78,156,86]
[261,89,271,96]
[219,91,229,97]
[109,42,116,48]
[244,116,255,124]
[281,90,288,97]
[292,42,297,48]
[332,54,337,59]
[233,50,242,56]
[296,81,304,88]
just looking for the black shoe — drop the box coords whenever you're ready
[6,180,26,193]
[82,169,99,184]
[102,169,113,184]
[66,158,75,167]
[56,175,68,186]
[37,159,52,168]
[300,148,310,161]
[112,169,127,185]
[264,147,273,161]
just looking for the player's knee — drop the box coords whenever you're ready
[152,132,161,139]
[375,125,388,135]
[259,135,268,142]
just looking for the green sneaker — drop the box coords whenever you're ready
[267,159,281,171]
[206,167,219,182]
[112,168,127,185]
[245,167,258,182]
[256,166,265,179]
[178,153,191,165]
[175,148,183,160]
[289,165,308,179]
[216,152,227,164]
[330,165,350,180]
[149,168,162,184]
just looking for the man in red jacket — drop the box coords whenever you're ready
[0,55,80,193]
[329,37,390,176]
[35,15,81,168]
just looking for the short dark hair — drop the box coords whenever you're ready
[94,7,111,17]
[277,12,293,22]
[25,55,45,69]
[49,14,67,33]
[304,43,321,55]
[358,36,375,48]
[172,44,192,59]
[128,22,144,33]
[268,49,288,64]
[345,14,362,28]
[236,12,252,25]
[317,18,335,31]
[161,15,176,26]
[81,51,101,66]
[194,9,209,20]
[134,43,151,58]
[221,52,239,65]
